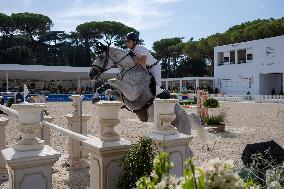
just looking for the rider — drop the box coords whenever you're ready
[126,32,163,96]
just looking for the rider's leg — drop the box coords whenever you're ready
[148,63,163,95]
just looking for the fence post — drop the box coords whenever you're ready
[65,95,90,169]
[1,103,60,189]
[0,117,9,181]
[83,101,132,189]
[149,99,192,177]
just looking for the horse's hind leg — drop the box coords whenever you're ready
[172,103,193,135]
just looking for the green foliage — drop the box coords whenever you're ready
[137,152,176,189]
[179,100,195,105]
[117,138,157,189]
[203,115,224,125]
[203,98,219,108]
[0,13,14,36]
[153,37,185,78]
[137,153,259,189]
[182,17,284,76]
[76,21,138,48]
[1,10,284,79]
[11,12,52,38]
[6,98,14,108]
[239,151,284,188]
[43,109,49,116]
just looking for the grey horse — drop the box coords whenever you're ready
[89,45,208,141]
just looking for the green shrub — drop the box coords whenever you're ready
[203,98,219,108]
[117,138,157,189]
[6,97,15,108]
[203,115,224,125]
[43,109,49,116]
[179,100,195,105]
[239,152,284,187]
[182,90,190,94]
[193,95,197,104]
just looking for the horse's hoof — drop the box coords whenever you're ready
[92,97,100,104]
[156,90,171,99]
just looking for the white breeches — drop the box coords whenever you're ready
[148,63,161,87]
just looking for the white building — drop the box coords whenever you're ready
[214,35,284,95]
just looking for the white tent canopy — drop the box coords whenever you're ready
[0,64,118,81]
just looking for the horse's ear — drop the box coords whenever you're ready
[95,42,108,55]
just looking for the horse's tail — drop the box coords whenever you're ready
[187,112,216,145]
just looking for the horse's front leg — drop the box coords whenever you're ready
[105,89,121,101]
[108,78,144,102]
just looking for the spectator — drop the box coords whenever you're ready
[271,88,276,95]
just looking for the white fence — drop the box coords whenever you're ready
[210,94,284,103]
[0,96,192,189]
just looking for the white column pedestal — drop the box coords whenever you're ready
[83,101,132,189]
[65,113,90,169]
[83,138,132,189]
[150,99,192,177]
[36,115,54,146]
[0,117,9,181]
[1,145,60,189]
[149,133,192,177]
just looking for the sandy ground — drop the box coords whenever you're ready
[1,101,284,189]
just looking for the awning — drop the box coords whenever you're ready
[0,64,118,81]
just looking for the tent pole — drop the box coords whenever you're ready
[6,71,8,92]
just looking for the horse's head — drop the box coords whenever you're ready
[89,43,110,80]
[89,44,131,80]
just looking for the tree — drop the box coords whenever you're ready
[76,21,138,66]
[76,21,138,48]
[0,13,15,38]
[11,12,53,63]
[176,57,207,77]
[183,17,284,76]
[153,37,184,78]
[38,31,67,65]
[0,13,16,57]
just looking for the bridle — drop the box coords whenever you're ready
[94,47,131,74]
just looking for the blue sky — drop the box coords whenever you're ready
[0,0,284,49]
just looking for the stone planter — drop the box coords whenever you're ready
[204,123,225,132]
[11,103,46,151]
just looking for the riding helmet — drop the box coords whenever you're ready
[126,32,139,42]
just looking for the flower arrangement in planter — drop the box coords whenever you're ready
[202,98,226,132]
[136,152,259,189]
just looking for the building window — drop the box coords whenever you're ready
[230,50,235,64]
[224,57,229,63]
[217,52,224,66]
[247,53,253,61]
[237,49,246,64]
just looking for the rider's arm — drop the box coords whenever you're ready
[134,55,147,66]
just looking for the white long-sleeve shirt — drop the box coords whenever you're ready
[133,45,157,66]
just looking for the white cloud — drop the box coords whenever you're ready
[52,0,180,31]
[149,0,183,4]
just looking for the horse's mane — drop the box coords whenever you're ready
[109,47,128,57]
